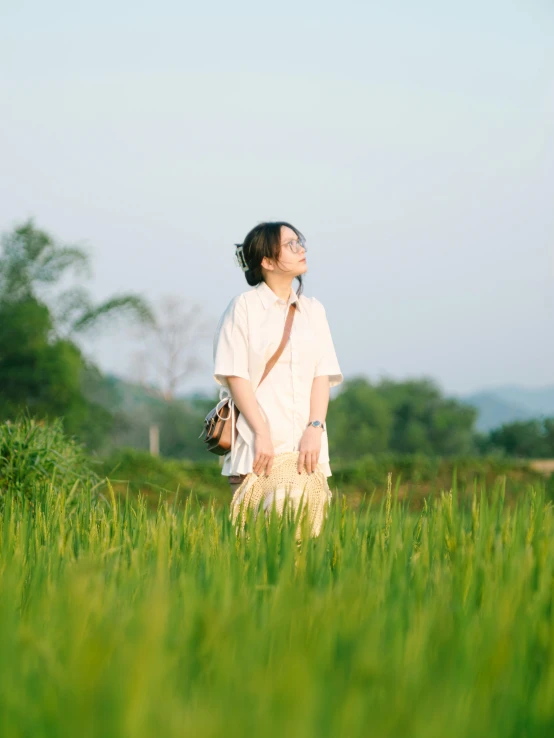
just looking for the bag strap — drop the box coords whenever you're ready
[255,302,297,390]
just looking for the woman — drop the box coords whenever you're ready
[212,221,343,537]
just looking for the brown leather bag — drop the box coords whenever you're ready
[200,302,297,455]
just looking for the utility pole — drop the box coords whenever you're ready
[149,424,160,456]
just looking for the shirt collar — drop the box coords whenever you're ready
[255,281,301,312]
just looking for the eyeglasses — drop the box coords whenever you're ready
[234,236,307,272]
[282,236,307,254]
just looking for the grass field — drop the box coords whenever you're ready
[2,467,554,738]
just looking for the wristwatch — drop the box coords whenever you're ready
[307,420,326,431]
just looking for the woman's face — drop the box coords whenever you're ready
[263,225,308,277]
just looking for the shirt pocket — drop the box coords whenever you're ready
[250,319,287,363]
[250,332,275,363]
[251,312,318,369]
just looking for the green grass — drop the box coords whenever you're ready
[1,471,554,737]
[93,446,230,506]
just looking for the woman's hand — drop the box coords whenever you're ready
[253,430,275,476]
[297,426,323,474]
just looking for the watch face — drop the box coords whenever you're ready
[312,421,321,427]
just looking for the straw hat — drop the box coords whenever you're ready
[229,451,332,540]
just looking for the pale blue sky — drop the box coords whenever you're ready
[1,1,553,397]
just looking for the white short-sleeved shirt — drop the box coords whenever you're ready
[212,280,343,477]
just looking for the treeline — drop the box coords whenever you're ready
[1,220,552,462]
[327,376,554,460]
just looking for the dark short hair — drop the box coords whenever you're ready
[236,221,305,297]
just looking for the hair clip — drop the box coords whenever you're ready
[234,244,249,272]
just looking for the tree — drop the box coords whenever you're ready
[545,419,554,456]
[0,219,153,337]
[487,418,554,458]
[327,376,478,459]
[376,377,477,455]
[131,294,213,400]
[327,376,393,459]
[0,219,154,448]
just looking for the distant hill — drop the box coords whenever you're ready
[461,385,554,433]
[97,374,217,414]
[82,372,219,458]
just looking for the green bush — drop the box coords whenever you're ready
[330,452,543,505]
[94,446,546,512]
[0,414,98,505]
